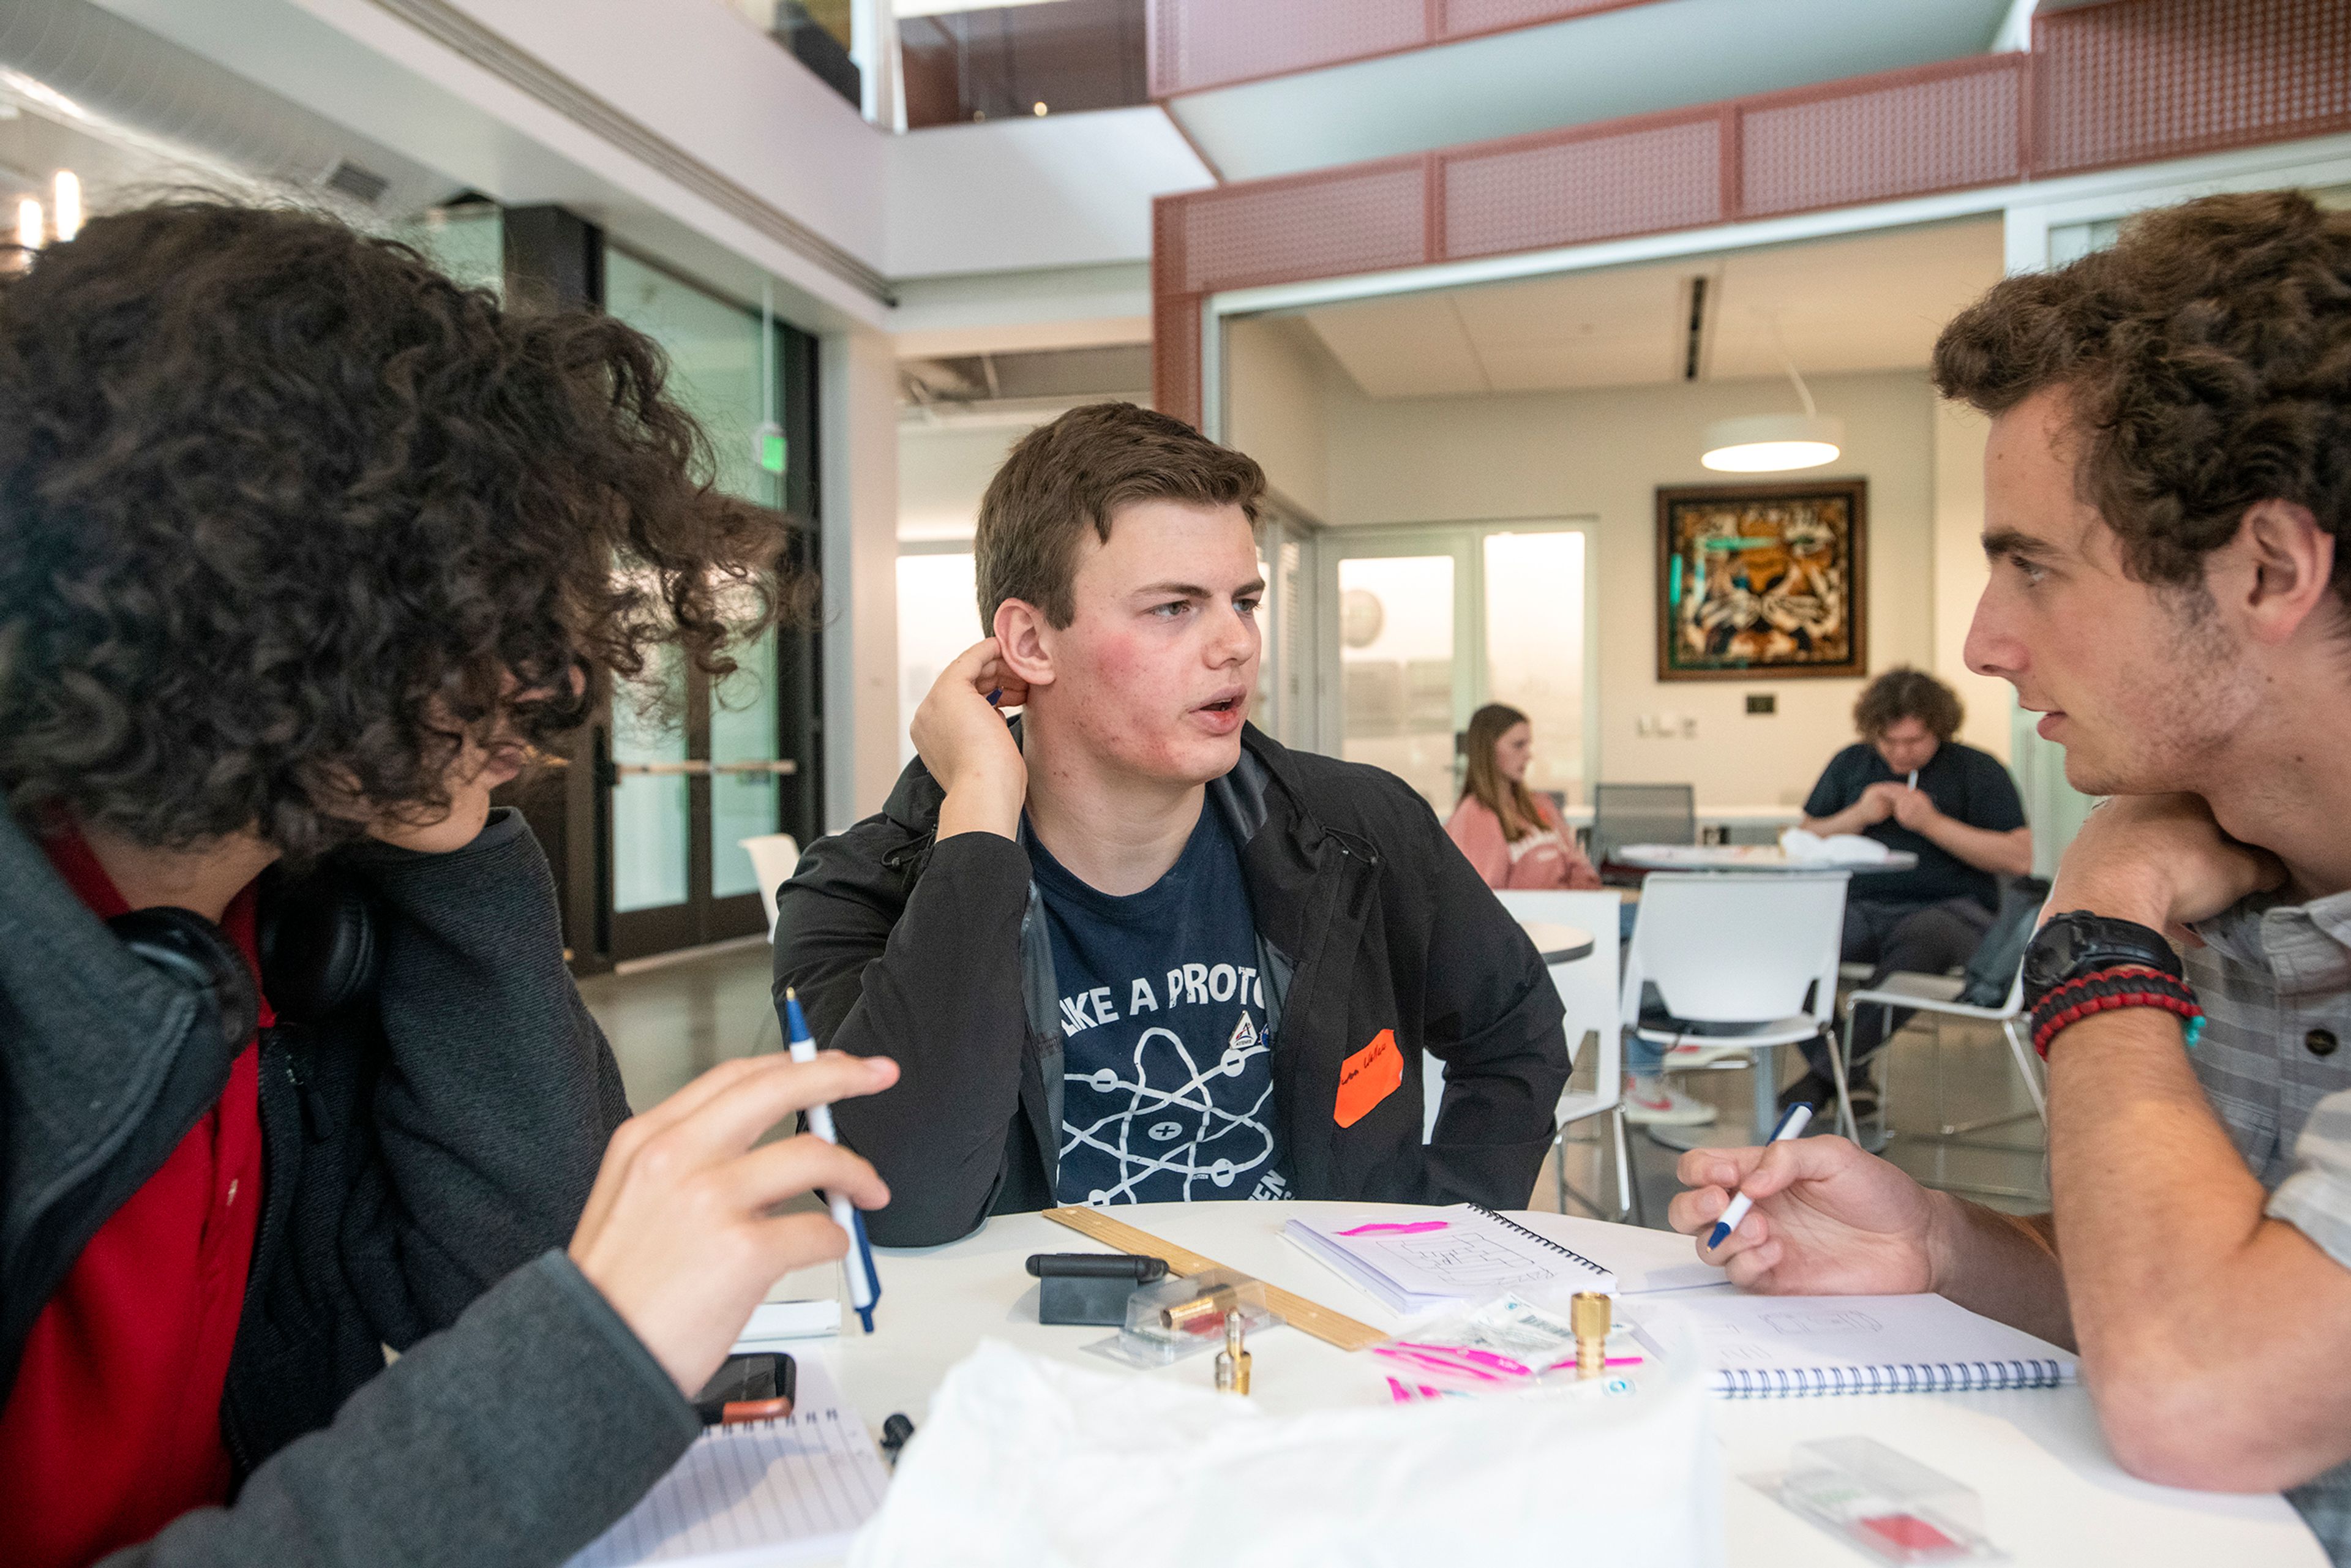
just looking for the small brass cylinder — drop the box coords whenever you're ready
[1215,1310,1252,1395]
[1161,1285,1238,1335]
[1571,1291,1611,1380]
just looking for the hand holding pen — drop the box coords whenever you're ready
[1665,1114,1944,1297]
[785,988,885,1332]
[565,1040,897,1400]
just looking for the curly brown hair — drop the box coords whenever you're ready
[0,200,799,857]
[1853,667,1962,743]
[975,402,1264,629]
[1932,190,2351,602]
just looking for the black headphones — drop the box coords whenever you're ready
[105,863,381,1046]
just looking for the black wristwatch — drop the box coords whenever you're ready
[2021,910,2181,1010]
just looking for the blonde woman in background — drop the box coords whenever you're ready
[1444,705,1601,890]
[1445,704,1715,1127]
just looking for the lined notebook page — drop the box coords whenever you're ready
[570,1356,889,1566]
[1667,1291,2077,1398]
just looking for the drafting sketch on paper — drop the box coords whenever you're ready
[1759,1308,1883,1337]
[1375,1232,1554,1288]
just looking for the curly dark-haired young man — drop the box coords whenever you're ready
[773,402,1569,1246]
[0,201,896,1566]
[1767,666,2031,1120]
[1670,190,2351,1562]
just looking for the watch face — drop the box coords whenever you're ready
[2023,921,2082,991]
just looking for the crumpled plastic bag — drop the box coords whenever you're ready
[1780,827,1893,865]
[849,1327,1719,1568]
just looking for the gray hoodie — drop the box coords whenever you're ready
[0,806,700,1565]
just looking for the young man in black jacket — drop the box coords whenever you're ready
[774,403,1570,1247]
[0,201,895,1566]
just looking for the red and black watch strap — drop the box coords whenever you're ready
[2030,964,2204,1059]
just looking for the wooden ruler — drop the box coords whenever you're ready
[1043,1206,1389,1352]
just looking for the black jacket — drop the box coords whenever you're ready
[0,807,699,1566]
[773,725,1570,1247]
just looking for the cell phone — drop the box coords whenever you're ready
[692,1352,797,1425]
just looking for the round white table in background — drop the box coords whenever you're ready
[1617,845,1921,874]
[823,1202,2322,1567]
[1514,918,1593,964]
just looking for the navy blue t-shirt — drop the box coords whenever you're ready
[1802,740,2027,911]
[1025,805,1289,1207]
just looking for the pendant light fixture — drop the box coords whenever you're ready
[1701,321,1842,473]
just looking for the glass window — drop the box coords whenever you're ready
[605,248,781,512]
[710,629,782,899]
[1482,530,1587,803]
[604,249,790,913]
[399,204,503,294]
[1337,555,1456,813]
[612,646,691,913]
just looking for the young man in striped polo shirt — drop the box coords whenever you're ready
[1668,189,2351,1564]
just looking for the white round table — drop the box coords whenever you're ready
[824,1202,2322,1567]
[1618,845,1920,873]
[1515,918,1593,963]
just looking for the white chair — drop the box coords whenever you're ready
[1826,945,2048,1199]
[1423,890,1631,1220]
[738,832,802,940]
[1622,872,1848,1141]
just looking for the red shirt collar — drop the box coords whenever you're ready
[44,823,275,1029]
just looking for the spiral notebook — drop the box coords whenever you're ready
[1284,1204,1616,1315]
[568,1356,888,1566]
[1671,1290,2077,1398]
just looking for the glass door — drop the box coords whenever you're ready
[603,246,808,961]
[1317,523,1591,816]
[1324,535,1473,814]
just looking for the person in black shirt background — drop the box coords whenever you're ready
[1782,668,2032,1116]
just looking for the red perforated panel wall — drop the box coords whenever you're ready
[1153,291,1202,427]
[2036,0,2351,173]
[1150,0,2351,428]
[1436,0,1643,36]
[1149,0,1424,99]
[1147,0,1667,97]
[1441,114,1721,258]
[1176,159,1431,295]
[1740,59,2025,217]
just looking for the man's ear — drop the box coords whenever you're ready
[992,598,1056,689]
[2229,499,2337,646]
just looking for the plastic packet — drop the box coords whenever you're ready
[1745,1436,2003,1564]
[1084,1268,1281,1368]
[1371,1293,1649,1400]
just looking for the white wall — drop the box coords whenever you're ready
[102,0,893,329]
[1932,398,2012,760]
[1313,367,1990,808]
[1225,315,1335,522]
[885,107,1212,279]
[822,328,905,828]
[898,421,1029,544]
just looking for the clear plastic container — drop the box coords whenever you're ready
[1747,1436,2002,1564]
[1086,1267,1281,1368]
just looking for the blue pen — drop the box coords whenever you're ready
[783,988,881,1333]
[1706,1101,1814,1252]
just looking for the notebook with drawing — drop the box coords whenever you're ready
[1665,1290,2078,1398]
[568,1355,890,1567]
[1284,1204,1616,1315]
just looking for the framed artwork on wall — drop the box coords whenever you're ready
[1655,478,1867,681]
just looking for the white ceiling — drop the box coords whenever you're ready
[1291,217,2006,399]
[1168,0,2020,184]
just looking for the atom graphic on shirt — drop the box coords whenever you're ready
[1063,1018,1275,1204]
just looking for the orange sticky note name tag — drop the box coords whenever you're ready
[1335,1029,1403,1128]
